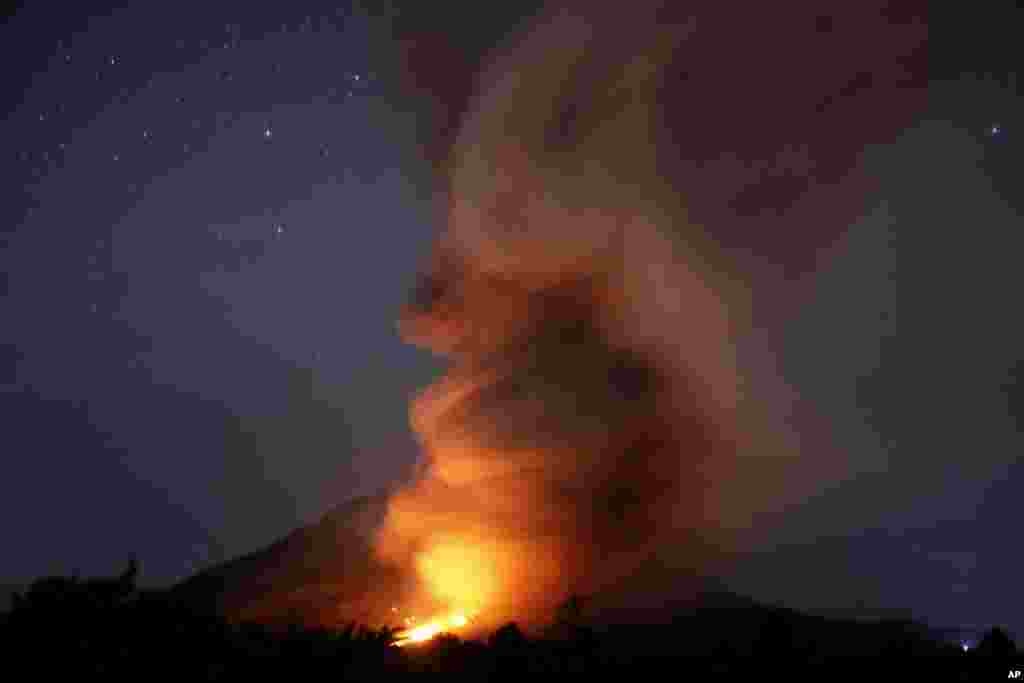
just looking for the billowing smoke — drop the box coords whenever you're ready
[371,1,927,631]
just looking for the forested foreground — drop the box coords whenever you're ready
[2,564,1019,678]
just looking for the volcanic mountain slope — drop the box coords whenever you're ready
[171,490,737,630]
[171,493,407,628]
[170,495,953,655]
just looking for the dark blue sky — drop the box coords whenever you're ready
[2,1,1022,641]
[2,2,439,578]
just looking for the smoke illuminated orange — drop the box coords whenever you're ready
[415,536,499,615]
[371,0,851,645]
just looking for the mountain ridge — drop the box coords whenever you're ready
[169,493,953,653]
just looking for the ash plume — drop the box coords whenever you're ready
[371,0,927,630]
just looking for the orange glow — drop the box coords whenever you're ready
[393,612,473,647]
[415,536,501,615]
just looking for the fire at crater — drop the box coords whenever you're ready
[394,611,472,648]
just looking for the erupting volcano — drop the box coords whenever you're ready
[373,252,749,639]
[369,7,762,634]
[364,0,926,642]
[166,0,926,642]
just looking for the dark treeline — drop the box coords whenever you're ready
[2,563,1019,678]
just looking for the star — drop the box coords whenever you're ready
[989,123,1001,136]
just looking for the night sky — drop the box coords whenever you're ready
[3,1,1022,641]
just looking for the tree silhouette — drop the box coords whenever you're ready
[0,556,985,675]
[975,626,1017,657]
[558,594,586,625]
[486,622,529,674]
[553,593,597,660]
[489,622,527,650]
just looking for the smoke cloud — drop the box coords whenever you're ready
[371,0,927,630]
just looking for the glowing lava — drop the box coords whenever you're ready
[393,612,472,647]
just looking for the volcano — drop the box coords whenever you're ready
[170,492,795,634]
[171,491,731,629]
[167,494,960,658]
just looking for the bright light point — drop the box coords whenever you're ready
[403,623,440,644]
[393,612,473,647]
[264,128,272,138]
[961,642,969,651]
[990,124,1001,136]
[354,73,360,81]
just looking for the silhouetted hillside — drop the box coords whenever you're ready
[170,492,741,630]
[0,584,21,612]
[165,494,974,660]
[171,493,407,627]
